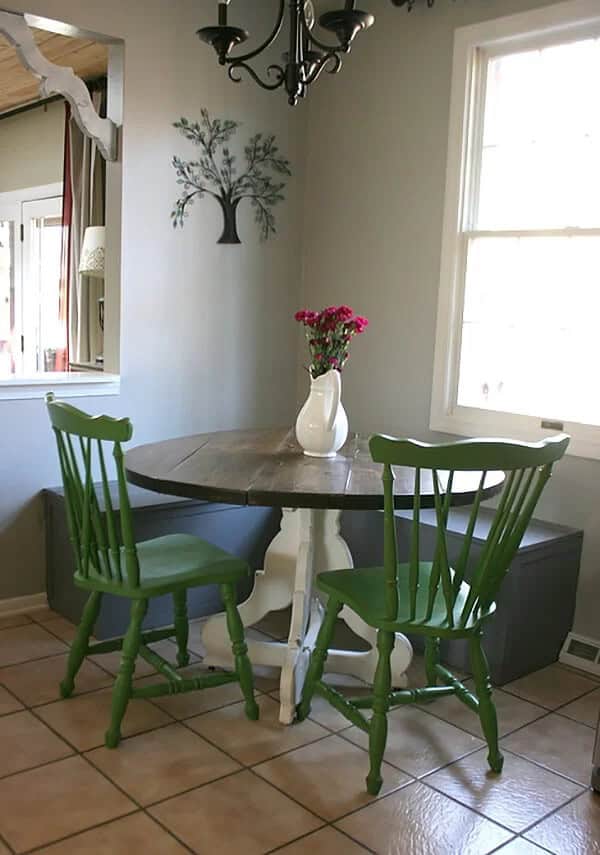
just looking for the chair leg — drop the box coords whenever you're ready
[470,629,503,773]
[60,591,102,698]
[367,630,395,796]
[221,583,259,722]
[105,599,147,748]
[424,637,440,687]
[297,597,342,722]
[173,590,190,667]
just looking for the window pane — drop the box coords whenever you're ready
[477,38,600,229]
[0,219,19,376]
[457,235,600,425]
[26,213,66,373]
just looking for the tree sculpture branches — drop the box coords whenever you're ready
[171,109,292,244]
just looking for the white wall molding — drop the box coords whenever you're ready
[0,592,47,617]
[0,10,118,160]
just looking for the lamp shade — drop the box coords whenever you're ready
[79,226,106,278]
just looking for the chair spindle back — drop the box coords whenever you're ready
[46,393,139,589]
[369,434,570,628]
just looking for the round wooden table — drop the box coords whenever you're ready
[125,427,503,723]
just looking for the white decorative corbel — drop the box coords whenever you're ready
[0,10,118,160]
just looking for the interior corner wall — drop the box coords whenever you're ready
[0,0,307,600]
[300,0,599,641]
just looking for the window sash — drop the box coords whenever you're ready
[21,196,63,374]
[0,185,63,378]
[431,0,600,459]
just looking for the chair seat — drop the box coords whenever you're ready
[316,563,495,636]
[75,533,250,597]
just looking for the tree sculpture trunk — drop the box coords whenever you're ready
[217,196,242,244]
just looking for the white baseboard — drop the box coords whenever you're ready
[560,632,600,678]
[0,592,48,617]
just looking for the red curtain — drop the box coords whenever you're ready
[57,102,72,371]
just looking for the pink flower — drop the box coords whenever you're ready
[296,305,368,377]
[336,305,354,322]
[295,309,320,326]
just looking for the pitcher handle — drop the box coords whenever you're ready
[326,369,341,431]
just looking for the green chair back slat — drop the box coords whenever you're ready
[382,463,399,621]
[46,393,139,591]
[54,430,84,576]
[409,467,420,621]
[369,433,570,631]
[114,441,140,588]
[431,470,455,628]
[97,441,123,583]
[452,470,486,595]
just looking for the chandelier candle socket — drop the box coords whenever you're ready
[197,1,375,106]
[295,305,368,457]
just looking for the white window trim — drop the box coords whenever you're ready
[0,182,120,400]
[0,372,120,401]
[430,0,600,460]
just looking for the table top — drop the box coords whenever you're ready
[125,428,504,511]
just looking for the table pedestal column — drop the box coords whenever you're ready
[201,507,413,724]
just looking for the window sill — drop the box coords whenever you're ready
[430,405,600,461]
[0,371,120,401]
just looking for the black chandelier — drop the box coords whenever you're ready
[198,1,376,106]
[198,1,443,106]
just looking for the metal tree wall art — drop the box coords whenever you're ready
[171,109,291,244]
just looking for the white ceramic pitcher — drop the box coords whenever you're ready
[295,369,349,457]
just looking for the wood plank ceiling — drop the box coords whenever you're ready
[0,28,108,115]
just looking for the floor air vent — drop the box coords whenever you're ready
[560,633,600,677]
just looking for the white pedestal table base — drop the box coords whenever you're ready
[201,507,413,724]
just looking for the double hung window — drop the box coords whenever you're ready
[431,1,600,458]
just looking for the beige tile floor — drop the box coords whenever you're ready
[0,610,598,854]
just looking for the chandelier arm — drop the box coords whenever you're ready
[225,0,286,65]
[228,61,286,91]
[299,4,346,54]
[303,51,343,85]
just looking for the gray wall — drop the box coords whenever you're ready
[300,0,599,640]
[0,100,64,192]
[1,0,597,644]
[0,0,306,599]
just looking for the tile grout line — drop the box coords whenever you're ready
[49,659,595,836]
[421,748,586,834]
[486,834,555,855]
[21,810,195,855]
[424,741,589,791]
[17,701,205,855]
[416,774,532,839]
[172,709,414,835]
[0,828,15,855]
[507,787,590,850]
[498,680,600,715]
[0,713,150,855]
[265,824,379,855]
[2,622,596,853]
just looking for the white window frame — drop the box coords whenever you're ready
[0,183,119,399]
[430,0,600,459]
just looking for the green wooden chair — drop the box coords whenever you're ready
[46,393,259,748]
[297,433,569,795]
